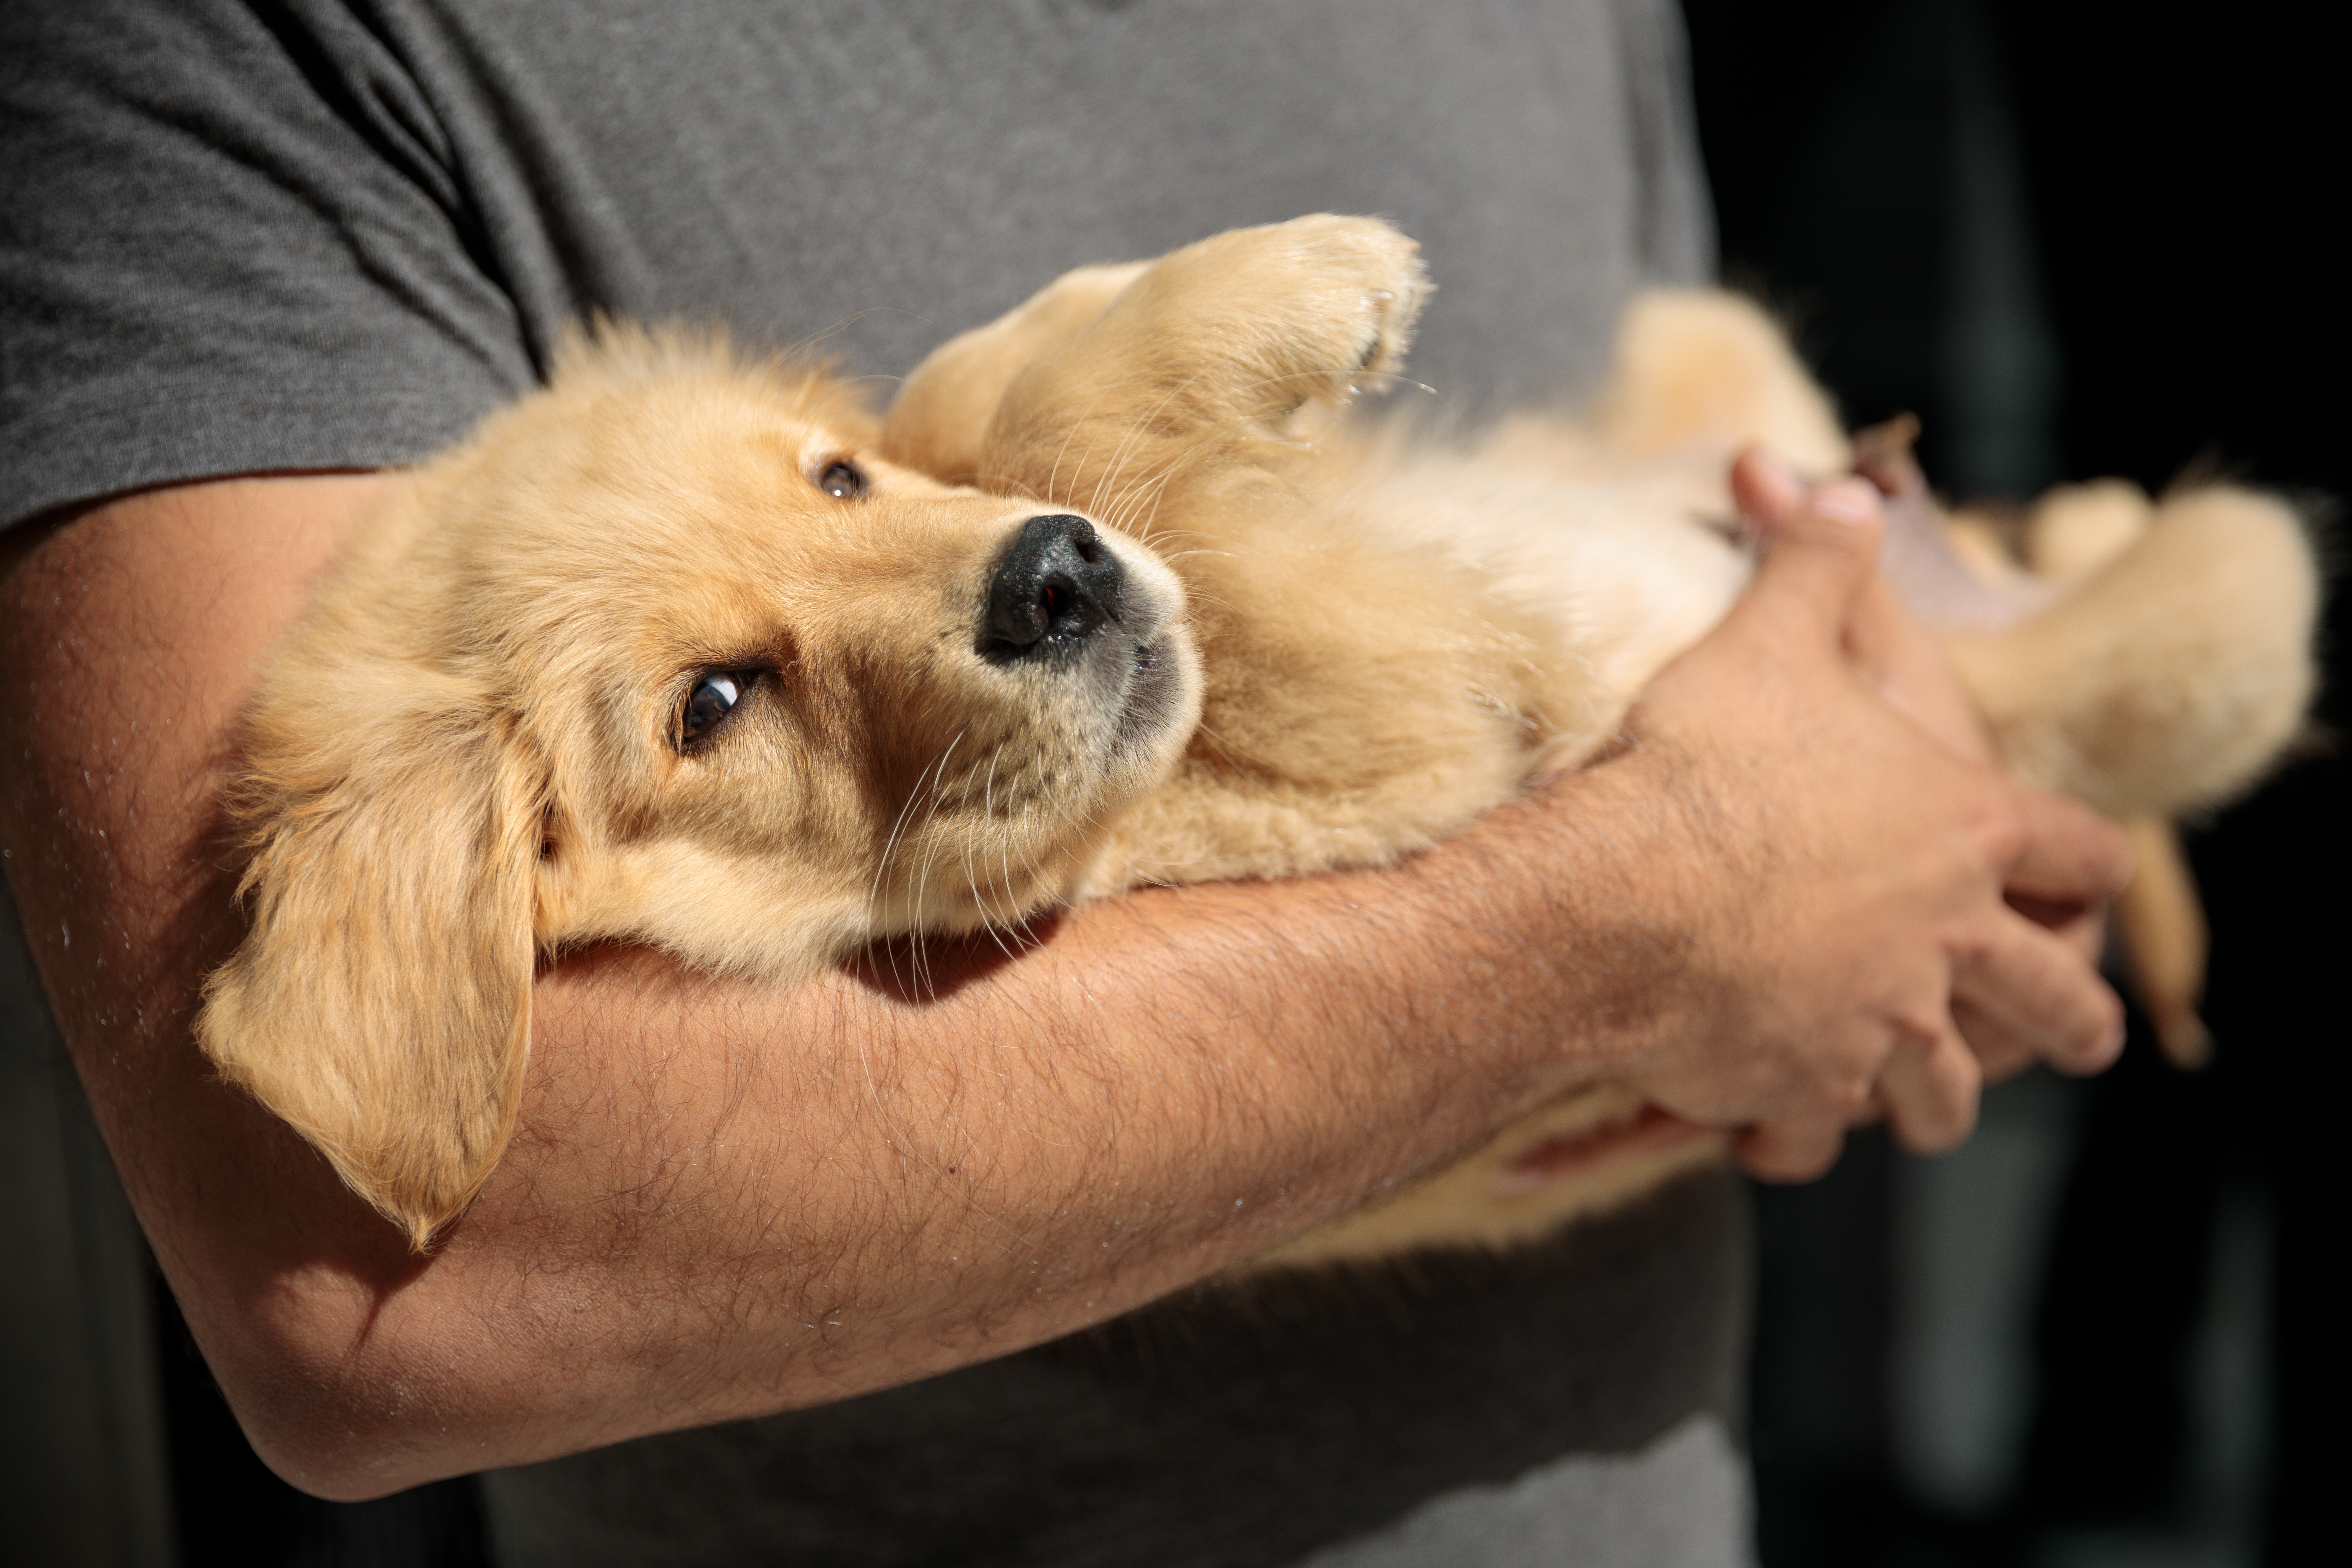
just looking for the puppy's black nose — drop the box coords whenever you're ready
[983,514,1124,656]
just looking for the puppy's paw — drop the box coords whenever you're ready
[1260,213,1429,395]
[982,217,1431,502]
[1136,214,1431,417]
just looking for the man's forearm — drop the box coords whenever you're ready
[430,783,1686,1463]
[0,476,1714,1495]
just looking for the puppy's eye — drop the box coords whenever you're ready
[681,672,741,745]
[816,459,868,500]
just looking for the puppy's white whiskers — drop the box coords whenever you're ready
[901,732,982,1000]
[1053,398,1123,510]
[871,729,966,922]
[968,742,1031,956]
[1096,464,1167,537]
[996,814,1028,938]
[1045,412,1087,506]
[974,843,1023,964]
[980,744,1005,825]
[876,731,968,995]
[1086,373,1211,519]
[1355,369,1439,399]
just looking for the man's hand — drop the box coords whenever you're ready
[1613,452,2132,1179]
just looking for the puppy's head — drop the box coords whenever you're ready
[197,325,1200,1247]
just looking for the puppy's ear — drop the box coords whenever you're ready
[198,670,547,1250]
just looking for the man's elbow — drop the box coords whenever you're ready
[192,1277,511,1502]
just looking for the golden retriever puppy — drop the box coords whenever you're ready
[196,216,2319,1255]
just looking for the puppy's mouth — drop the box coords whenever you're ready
[1114,634,1184,748]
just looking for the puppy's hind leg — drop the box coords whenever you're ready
[1947,485,2319,819]
[978,215,1431,511]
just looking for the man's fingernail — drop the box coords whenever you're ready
[1811,480,1878,526]
[2067,1021,2125,1073]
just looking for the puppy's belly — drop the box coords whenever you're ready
[1360,447,1753,758]
[1212,457,1749,1272]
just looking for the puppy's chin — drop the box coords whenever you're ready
[1101,624,1200,803]
[1089,523,1203,787]
[907,620,1201,936]
[1053,547,1203,840]
[850,576,1200,944]
[1113,633,1189,749]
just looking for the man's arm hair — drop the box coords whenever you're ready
[0,469,2128,1499]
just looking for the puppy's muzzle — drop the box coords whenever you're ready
[982,514,1126,660]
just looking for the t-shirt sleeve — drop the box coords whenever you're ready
[0,0,537,529]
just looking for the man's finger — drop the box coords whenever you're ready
[1952,908,2127,1076]
[1728,452,1885,644]
[1729,444,1809,528]
[1949,994,2039,1084]
[1875,1024,1983,1155]
[1986,781,2137,909]
[1736,1113,1850,1184]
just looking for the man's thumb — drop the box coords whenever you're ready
[1732,451,1883,636]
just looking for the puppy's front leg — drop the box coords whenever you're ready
[885,261,1148,484]
[979,215,1429,514]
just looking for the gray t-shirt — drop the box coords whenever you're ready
[3,2,1751,1564]
[1,0,1711,525]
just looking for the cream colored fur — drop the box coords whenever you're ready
[197,216,2319,1255]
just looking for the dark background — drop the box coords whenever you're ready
[1683,1,2348,1563]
